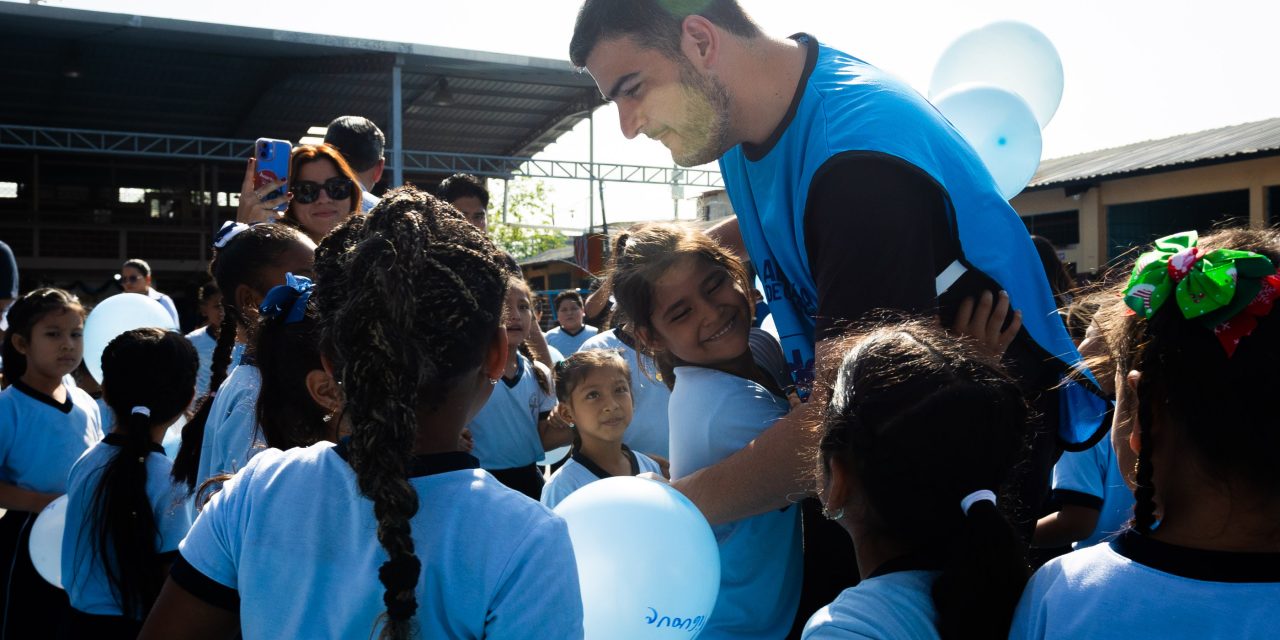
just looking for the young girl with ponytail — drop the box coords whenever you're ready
[1011,229,1280,638]
[170,221,315,497]
[140,187,583,639]
[61,328,198,638]
[804,320,1031,639]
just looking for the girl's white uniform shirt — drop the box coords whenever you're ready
[62,435,192,617]
[175,441,584,639]
[541,445,663,509]
[467,355,556,470]
[666,365,801,640]
[578,330,671,459]
[1050,433,1135,549]
[0,380,102,493]
[1010,529,1280,640]
[802,569,941,639]
[196,362,262,487]
[544,325,598,356]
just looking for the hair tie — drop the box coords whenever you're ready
[131,406,151,417]
[960,489,997,515]
[213,221,252,249]
[258,273,314,324]
[1123,231,1280,356]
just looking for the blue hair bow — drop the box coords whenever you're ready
[213,221,252,249]
[258,273,314,324]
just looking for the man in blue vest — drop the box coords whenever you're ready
[570,0,1107,621]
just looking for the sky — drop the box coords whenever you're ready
[13,0,1280,229]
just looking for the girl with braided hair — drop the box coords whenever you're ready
[140,187,584,639]
[1011,228,1280,638]
[169,222,315,498]
[61,328,197,638]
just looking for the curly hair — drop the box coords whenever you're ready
[313,186,506,640]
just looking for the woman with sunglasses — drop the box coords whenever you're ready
[237,144,363,243]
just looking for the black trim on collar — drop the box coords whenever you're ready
[1052,489,1104,511]
[615,329,638,350]
[333,438,479,478]
[170,554,239,612]
[1111,529,1280,583]
[866,551,946,580]
[11,378,73,414]
[571,444,640,480]
[103,432,165,454]
[559,325,586,338]
[741,33,819,162]
[502,358,526,389]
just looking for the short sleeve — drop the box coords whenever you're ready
[154,476,195,554]
[1051,438,1107,509]
[485,514,584,638]
[1007,565,1059,640]
[539,471,570,510]
[178,453,268,591]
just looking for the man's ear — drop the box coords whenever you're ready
[679,15,720,71]
[371,158,385,185]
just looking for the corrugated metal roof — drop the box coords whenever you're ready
[1029,117,1280,190]
[0,3,603,158]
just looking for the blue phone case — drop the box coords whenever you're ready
[254,138,291,212]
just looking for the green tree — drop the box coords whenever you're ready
[488,178,567,261]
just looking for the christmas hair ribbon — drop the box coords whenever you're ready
[1123,230,1278,356]
[258,272,313,324]
[213,221,252,249]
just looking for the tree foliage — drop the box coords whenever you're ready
[488,179,567,261]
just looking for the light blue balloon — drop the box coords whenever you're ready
[540,444,571,466]
[930,21,1064,128]
[83,292,178,383]
[935,83,1043,200]
[554,477,720,639]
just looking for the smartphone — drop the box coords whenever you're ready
[254,138,292,212]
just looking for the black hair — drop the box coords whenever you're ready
[314,186,506,639]
[122,258,151,277]
[606,222,751,389]
[323,116,386,173]
[171,223,313,491]
[506,275,552,395]
[254,296,330,449]
[1,288,84,380]
[92,328,198,619]
[553,349,630,456]
[1094,228,1280,534]
[436,173,489,209]
[1031,235,1075,310]
[196,281,220,303]
[553,289,584,311]
[570,0,762,67]
[817,320,1030,639]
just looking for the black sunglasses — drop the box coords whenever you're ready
[291,177,354,204]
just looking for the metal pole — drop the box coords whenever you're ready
[390,57,404,188]
[587,109,595,235]
[502,178,510,224]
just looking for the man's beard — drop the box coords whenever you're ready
[672,62,732,167]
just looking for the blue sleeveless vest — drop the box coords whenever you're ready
[718,37,1107,447]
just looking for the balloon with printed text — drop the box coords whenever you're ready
[554,477,720,639]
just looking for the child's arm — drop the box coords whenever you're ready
[0,481,57,513]
[139,578,240,640]
[538,412,574,451]
[646,453,671,479]
[1033,504,1102,548]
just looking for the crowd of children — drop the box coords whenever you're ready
[1,182,1277,638]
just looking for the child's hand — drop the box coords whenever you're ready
[947,290,1022,358]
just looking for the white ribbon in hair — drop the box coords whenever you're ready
[213,221,252,249]
[131,406,151,417]
[960,489,997,515]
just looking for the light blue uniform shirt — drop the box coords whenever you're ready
[578,330,671,459]
[1051,433,1135,549]
[803,570,941,639]
[545,325,598,356]
[541,446,663,510]
[62,436,192,617]
[1011,530,1280,639]
[667,365,801,639]
[468,355,556,470]
[196,362,262,487]
[185,325,218,401]
[177,442,584,639]
[146,288,180,329]
[0,380,102,494]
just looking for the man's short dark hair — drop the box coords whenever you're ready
[569,0,761,67]
[554,290,584,310]
[437,173,489,208]
[323,116,385,173]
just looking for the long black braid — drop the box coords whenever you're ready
[314,186,505,640]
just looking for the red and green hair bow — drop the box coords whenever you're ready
[1123,231,1280,356]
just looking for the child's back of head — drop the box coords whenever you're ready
[254,274,330,450]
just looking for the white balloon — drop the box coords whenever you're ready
[29,494,69,589]
[934,83,1044,200]
[163,414,187,460]
[930,21,1064,128]
[555,477,720,639]
[83,293,178,382]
